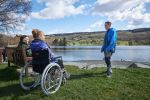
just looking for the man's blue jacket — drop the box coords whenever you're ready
[101,28,117,53]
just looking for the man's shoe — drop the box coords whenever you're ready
[106,75,112,78]
[106,73,112,78]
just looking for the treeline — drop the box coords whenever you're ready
[49,28,150,46]
[0,28,150,46]
[52,37,67,46]
[0,34,20,47]
[0,34,68,47]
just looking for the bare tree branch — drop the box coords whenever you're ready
[0,0,31,33]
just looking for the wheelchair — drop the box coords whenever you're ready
[19,50,67,95]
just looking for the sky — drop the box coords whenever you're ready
[20,0,150,35]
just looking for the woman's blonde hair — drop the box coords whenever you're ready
[32,29,45,40]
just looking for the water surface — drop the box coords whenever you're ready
[51,46,150,62]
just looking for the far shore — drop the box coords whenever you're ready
[64,60,150,69]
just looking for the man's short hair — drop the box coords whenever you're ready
[105,21,111,26]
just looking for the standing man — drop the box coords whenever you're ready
[101,21,117,77]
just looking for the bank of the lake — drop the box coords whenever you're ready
[64,60,150,69]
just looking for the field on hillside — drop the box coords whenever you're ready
[46,29,150,46]
[0,28,150,46]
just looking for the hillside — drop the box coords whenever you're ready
[47,28,150,46]
[0,28,150,46]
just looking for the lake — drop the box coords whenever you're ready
[51,46,150,63]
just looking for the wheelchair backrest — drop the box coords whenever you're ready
[32,49,50,64]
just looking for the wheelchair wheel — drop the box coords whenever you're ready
[41,63,63,95]
[19,61,41,90]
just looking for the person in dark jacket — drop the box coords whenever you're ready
[18,35,29,48]
[17,35,31,56]
[101,21,117,77]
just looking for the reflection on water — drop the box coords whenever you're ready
[51,46,150,62]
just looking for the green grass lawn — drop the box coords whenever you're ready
[0,64,150,100]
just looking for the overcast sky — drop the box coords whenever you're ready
[20,0,150,35]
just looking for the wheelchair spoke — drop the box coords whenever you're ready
[50,80,54,83]
[47,74,51,87]
[49,79,57,86]
[47,83,59,91]
[56,78,60,83]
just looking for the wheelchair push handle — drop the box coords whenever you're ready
[54,56,62,60]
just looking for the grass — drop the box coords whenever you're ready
[0,64,150,100]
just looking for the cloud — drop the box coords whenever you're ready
[92,0,150,27]
[85,20,103,32]
[32,0,85,19]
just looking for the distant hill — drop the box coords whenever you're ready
[129,28,150,33]
[0,28,150,46]
[47,31,104,37]
[49,28,150,36]
[47,28,150,46]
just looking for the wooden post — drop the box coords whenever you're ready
[25,67,29,76]
[8,60,10,67]
[0,48,2,64]
[0,48,3,64]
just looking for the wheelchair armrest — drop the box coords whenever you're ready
[54,56,62,60]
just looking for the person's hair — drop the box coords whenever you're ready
[32,29,45,40]
[105,21,111,26]
[20,35,27,42]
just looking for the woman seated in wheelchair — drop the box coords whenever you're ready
[30,29,69,79]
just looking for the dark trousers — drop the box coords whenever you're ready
[104,52,112,75]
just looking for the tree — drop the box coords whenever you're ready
[52,38,59,46]
[128,41,133,46]
[0,0,31,33]
[62,37,67,46]
[59,39,63,46]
